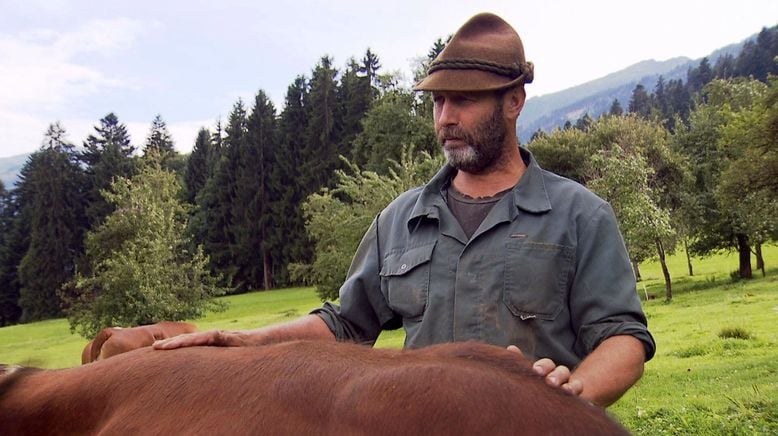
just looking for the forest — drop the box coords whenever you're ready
[0,27,776,335]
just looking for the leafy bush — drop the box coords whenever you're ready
[291,147,445,301]
[60,158,226,338]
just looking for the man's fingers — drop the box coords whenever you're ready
[153,331,221,350]
[532,358,572,388]
[544,364,571,387]
[506,345,525,357]
[532,358,556,376]
[561,378,584,396]
[530,357,582,396]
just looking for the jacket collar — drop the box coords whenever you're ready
[408,147,552,227]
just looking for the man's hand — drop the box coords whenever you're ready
[153,330,247,350]
[509,335,646,407]
[531,357,584,396]
[153,315,336,351]
[506,345,583,397]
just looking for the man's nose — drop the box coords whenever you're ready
[437,101,458,126]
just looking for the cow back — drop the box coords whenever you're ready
[1,341,629,435]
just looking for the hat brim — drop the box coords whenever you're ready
[413,69,526,92]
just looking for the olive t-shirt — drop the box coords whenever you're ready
[446,186,511,240]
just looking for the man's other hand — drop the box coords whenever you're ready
[506,345,584,397]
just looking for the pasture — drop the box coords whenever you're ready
[0,246,776,434]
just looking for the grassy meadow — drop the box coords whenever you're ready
[0,246,776,434]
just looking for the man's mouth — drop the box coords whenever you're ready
[443,137,465,147]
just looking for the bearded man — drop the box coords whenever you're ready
[156,12,655,407]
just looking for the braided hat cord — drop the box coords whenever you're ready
[428,58,532,81]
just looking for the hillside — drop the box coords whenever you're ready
[517,38,748,142]
[0,153,29,189]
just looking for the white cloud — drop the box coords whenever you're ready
[0,17,148,156]
[0,110,50,156]
[0,18,147,110]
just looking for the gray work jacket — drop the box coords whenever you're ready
[314,149,655,368]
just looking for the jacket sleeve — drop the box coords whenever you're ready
[311,215,401,346]
[570,202,656,361]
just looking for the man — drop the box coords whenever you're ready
[156,12,655,407]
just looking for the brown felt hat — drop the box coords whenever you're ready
[415,13,534,92]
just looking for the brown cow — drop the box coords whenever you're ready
[1,341,628,435]
[81,321,197,364]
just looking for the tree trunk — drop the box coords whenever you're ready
[684,238,694,276]
[755,242,765,277]
[263,251,273,290]
[656,238,672,301]
[736,233,752,279]
[631,260,642,282]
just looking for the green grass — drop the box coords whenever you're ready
[1,245,776,434]
[611,245,778,434]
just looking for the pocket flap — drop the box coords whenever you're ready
[380,243,435,277]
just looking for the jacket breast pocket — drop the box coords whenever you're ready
[503,241,574,320]
[380,242,435,319]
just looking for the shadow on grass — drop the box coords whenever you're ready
[641,266,777,300]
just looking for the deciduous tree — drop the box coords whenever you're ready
[63,157,225,338]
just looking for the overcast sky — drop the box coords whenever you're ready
[1,0,776,158]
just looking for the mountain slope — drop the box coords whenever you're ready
[518,38,749,142]
[0,153,30,189]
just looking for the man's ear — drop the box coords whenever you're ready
[504,87,526,119]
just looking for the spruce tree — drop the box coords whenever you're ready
[275,76,313,282]
[628,84,653,119]
[609,99,624,116]
[80,113,137,229]
[304,56,340,191]
[194,101,246,289]
[687,58,714,94]
[360,48,382,88]
[338,58,374,159]
[143,114,179,172]
[17,123,88,321]
[0,182,23,326]
[238,90,278,289]
[184,128,212,205]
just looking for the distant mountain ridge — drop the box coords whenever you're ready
[0,153,29,189]
[518,37,750,142]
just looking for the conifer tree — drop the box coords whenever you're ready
[360,48,382,88]
[628,84,653,119]
[194,101,246,289]
[304,56,340,191]
[338,58,374,157]
[0,182,23,326]
[275,77,313,282]
[184,128,212,205]
[143,114,178,171]
[609,99,624,116]
[237,90,278,289]
[80,113,137,229]
[687,58,714,94]
[413,37,451,121]
[17,123,88,321]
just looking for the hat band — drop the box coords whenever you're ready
[428,58,526,79]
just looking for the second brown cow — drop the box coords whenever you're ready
[81,321,197,364]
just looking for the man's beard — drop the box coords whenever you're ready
[437,104,507,174]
